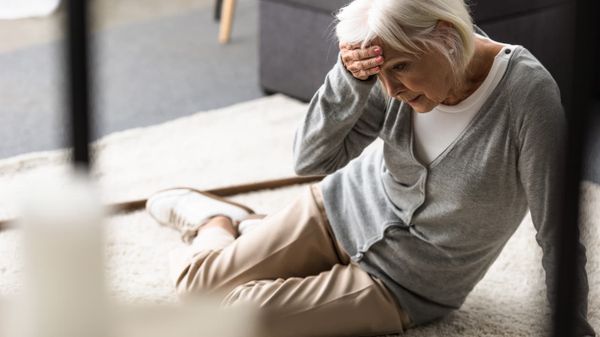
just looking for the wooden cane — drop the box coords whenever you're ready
[0,175,325,230]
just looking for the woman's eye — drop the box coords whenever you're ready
[393,63,408,72]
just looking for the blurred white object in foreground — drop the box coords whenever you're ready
[113,301,259,337]
[0,0,60,20]
[1,168,258,337]
[14,168,107,337]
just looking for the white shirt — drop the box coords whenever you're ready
[412,39,515,165]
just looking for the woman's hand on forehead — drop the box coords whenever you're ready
[339,41,385,81]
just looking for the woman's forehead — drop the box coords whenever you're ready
[379,45,414,61]
[371,37,415,59]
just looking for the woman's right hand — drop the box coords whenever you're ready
[339,42,384,80]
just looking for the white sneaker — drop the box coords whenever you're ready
[146,188,254,243]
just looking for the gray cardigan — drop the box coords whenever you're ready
[293,46,594,335]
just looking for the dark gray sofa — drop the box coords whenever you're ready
[258,0,576,106]
[258,0,350,101]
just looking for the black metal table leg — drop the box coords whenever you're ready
[552,0,599,336]
[215,0,223,21]
[65,0,92,170]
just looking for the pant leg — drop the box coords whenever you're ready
[169,184,350,296]
[223,263,412,337]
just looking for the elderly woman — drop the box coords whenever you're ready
[146,0,595,336]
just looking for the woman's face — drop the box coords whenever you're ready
[376,42,456,113]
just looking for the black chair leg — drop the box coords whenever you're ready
[214,0,223,21]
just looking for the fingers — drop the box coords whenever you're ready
[339,41,362,51]
[340,45,382,64]
[353,66,382,80]
[339,41,384,80]
[346,55,384,72]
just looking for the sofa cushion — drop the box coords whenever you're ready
[470,0,570,23]
[262,0,571,23]
[259,0,342,101]
[261,0,350,14]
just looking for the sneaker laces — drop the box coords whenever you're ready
[168,209,204,244]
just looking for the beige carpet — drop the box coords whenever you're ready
[0,94,597,336]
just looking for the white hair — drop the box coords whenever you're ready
[335,0,475,77]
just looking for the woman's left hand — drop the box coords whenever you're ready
[339,42,384,80]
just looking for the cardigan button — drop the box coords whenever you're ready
[504,48,511,54]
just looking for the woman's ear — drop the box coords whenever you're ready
[435,20,457,49]
[435,20,454,30]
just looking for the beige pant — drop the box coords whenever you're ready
[169,185,411,337]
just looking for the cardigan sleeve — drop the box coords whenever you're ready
[292,56,387,175]
[516,75,596,337]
